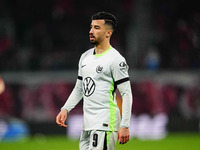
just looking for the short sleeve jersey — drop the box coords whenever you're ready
[78,46,129,131]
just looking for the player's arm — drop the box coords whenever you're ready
[61,77,83,113]
[111,56,133,144]
[56,54,84,127]
[111,56,132,129]
[118,80,132,128]
[56,77,83,127]
[117,80,132,144]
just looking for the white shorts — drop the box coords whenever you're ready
[79,130,117,150]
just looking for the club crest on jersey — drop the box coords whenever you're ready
[119,62,128,72]
[83,77,95,97]
[96,65,103,73]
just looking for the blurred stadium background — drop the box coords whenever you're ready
[0,0,200,149]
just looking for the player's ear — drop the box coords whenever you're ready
[106,30,113,38]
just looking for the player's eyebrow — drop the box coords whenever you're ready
[94,25,100,29]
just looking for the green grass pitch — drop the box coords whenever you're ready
[0,133,199,150]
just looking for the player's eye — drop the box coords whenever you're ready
[94,26,100,29]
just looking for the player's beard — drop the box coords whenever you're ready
[90,40,99,45]
[89,34,99,46]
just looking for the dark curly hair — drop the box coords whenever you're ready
[91,11,117,31]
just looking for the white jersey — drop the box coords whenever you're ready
[62,46,132,131]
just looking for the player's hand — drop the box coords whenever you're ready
[0,76,5,95]
[117,127,130,144]
[56,109,67,127]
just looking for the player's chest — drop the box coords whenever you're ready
[81,56,111,78]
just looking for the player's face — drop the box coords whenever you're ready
[89,20,110,45]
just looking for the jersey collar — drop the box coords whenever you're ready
[93,46,112,57]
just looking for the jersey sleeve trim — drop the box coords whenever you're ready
[77,76,83,80]
[115,77,129,85]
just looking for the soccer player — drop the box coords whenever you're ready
[56,11,133,150]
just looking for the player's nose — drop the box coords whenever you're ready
[89,27,94,34]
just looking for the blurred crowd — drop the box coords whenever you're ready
[0,0,132,71]
[0,0,199,71]
[0,82,73,121]
[150,0,200,70]
[0,81,200,122]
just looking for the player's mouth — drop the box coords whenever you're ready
[89,34,95,41]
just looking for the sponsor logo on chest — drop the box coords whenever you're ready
[83,77,96,97]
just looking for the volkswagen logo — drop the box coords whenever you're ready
[83,77,95,97]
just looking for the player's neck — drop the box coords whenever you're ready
[95,42,111,54]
